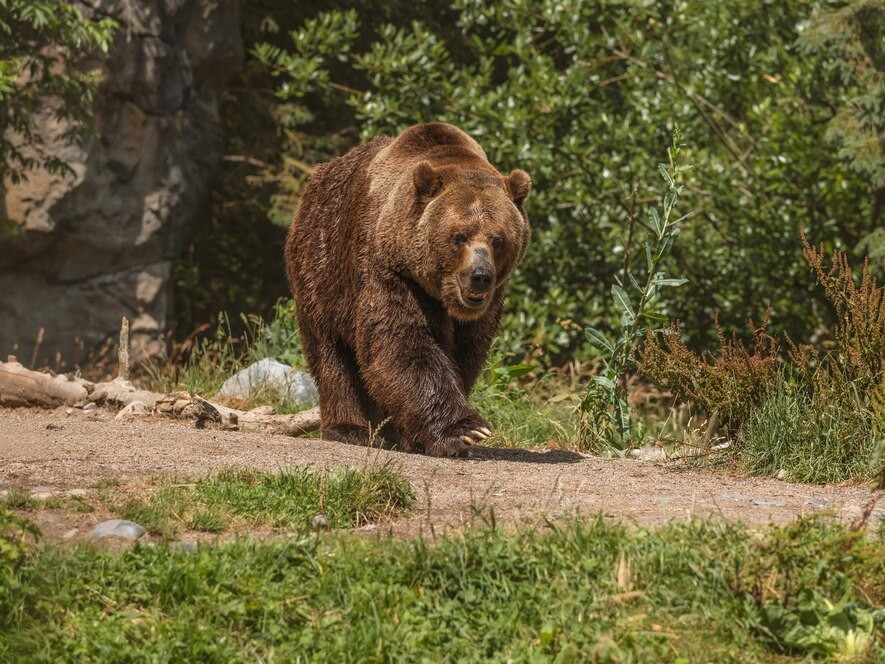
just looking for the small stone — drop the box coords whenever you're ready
[91,519,146,540]
[776,469,787,480]
[806,498,831,507]
[115,400,149,421]
[311,514,329,530]
[713,493,754,502]
[62,528,80,540]
[66,488,88,497]
[630,446,667,462]
[82,402,97,411]
[751,497,785,507]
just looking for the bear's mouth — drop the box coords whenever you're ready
[460,289,489,308]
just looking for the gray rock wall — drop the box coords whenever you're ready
[0,0,242,368]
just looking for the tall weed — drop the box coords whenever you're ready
[579,125,689,452]
[640,315,778,437]
[739,375,880,483]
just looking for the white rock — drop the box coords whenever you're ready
[215,358,318,407]
[91,519,146,539]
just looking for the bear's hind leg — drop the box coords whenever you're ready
[311,337,389,448]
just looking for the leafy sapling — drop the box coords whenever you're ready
[580,125,690,452]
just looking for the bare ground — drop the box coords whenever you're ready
[1,407,882,542]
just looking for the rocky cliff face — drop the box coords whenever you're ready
[0,0,242,368]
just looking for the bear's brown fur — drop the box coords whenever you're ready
[285,122,531,456]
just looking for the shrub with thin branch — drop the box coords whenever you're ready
[789,234,885,401]
[640,315,778,437]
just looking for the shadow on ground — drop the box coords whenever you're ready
[466,446,585,464]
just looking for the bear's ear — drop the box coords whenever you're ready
[413,161,443,200]
[506,169,531,205]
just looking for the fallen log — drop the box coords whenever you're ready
[0,356,93,408]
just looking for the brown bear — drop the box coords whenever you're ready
[285,122,531,457]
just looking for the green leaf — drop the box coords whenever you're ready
[653,272,688,286]
[640,311,669,323]
[658,163,673,186]
[615,397,631,439]
[654,277,688,288]
[611,285,635,319]
[628,271,642,292]
[585,327,614,354]
[592,375,616,390]
[648,206,662,236]
[506,363,535,379]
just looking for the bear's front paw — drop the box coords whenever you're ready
[424,419,492,457]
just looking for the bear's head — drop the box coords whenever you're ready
[411,161,531,322]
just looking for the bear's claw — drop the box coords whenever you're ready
[424,417,493,457]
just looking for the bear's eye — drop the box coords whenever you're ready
[453,233,468,246]
[491,236,504,249]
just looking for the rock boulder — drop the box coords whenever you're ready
[0,0,242,367]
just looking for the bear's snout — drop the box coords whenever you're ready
[457,245,495,309]
[469,266,493,292]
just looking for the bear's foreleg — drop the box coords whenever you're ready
[356,272,491,457]
[301,327,389,447]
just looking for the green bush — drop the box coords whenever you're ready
[643,239,885,483]
[0,508,39,634]
[251,0,883,363]
[0,1,116,187]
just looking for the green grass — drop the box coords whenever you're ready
[0,490,38,511]
[111,464,415,538]
[736,380,882,483]
[1,516,883,661]
[471,350,578,449]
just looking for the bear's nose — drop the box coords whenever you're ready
[469,267,493,292]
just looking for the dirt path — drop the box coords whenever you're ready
[1,407,882,541]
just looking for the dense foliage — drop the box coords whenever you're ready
[0,0,116,186]
[247,0,884,363]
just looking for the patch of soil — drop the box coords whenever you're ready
[1,407,882,543]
